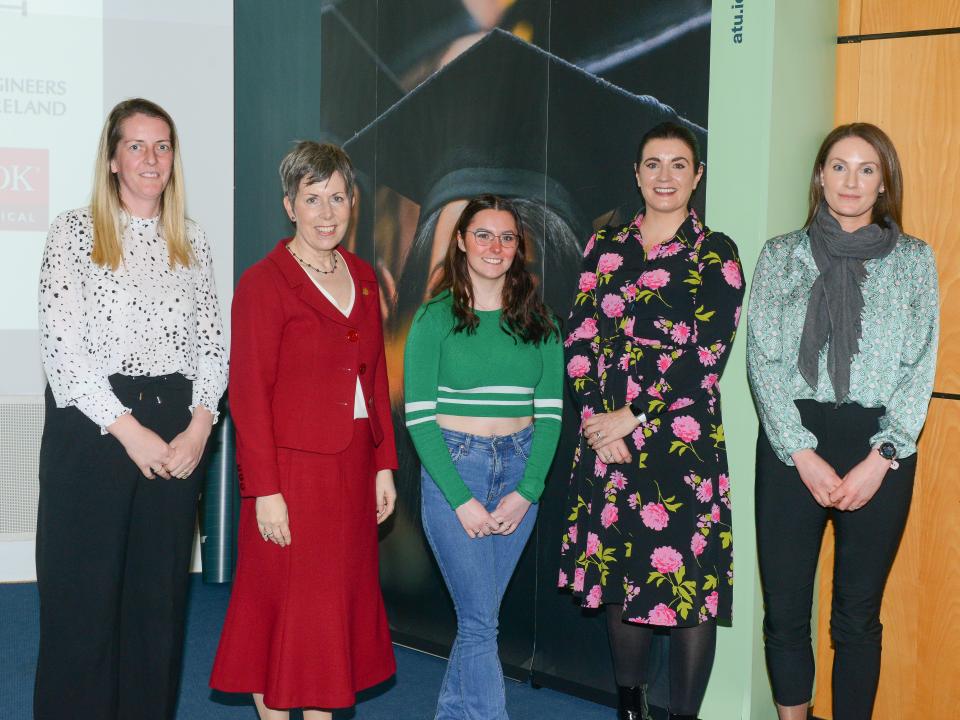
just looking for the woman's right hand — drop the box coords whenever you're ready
[108,413,173,479]
[594,437,632,465]
[454,498,502,539]
[256,493,291,547]
[791,448,842,507]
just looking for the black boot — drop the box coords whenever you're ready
[617,685,652,720]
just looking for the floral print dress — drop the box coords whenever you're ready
[558,209,744,627]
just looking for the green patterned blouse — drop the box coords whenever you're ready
[746,228,939,465]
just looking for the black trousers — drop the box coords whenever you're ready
[34,374,208,720]
[756,400,915,720]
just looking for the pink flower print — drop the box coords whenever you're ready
[585,532,600,558]
[650,546,683,574]
[618,353,631,371]
[670,321,691,344]
[578,271,597,292]
[597,252,624,274]
[586,584,603,608]
[647,603,678,627]
[696,478,714,503]
[573,567,585,592]
[609,471,628,490]
[597,353,608,378]
[721,259,743,289]
[601,293,625,318]
[558,569,568,587]
[700,373,719,390]
[622,316,636,337]
[601,502,619,528]
[580,406,595,425]
[734,305,742,327]
[698,347,718,366]
[573,317,598,340]
[594,455,608,478]
[567,355,590,378]
[656,353,673,373]
[711,504,721,523]
[705,591,719,618]
[626,376,641,403]
[583,234,596,257]
[658,241,681,257]
[691,532,707,557]
[631,426,646,451]
[671,415,701,444]
[622,283,638,302]
[627,492,641,509]
[646,383,663,400]
[668,397,694,411]
[640,269,671,290]
[640,502,670,531]
[719,474,730,495]
[568,524,578,544]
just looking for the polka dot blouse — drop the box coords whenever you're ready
[38,208,228,431]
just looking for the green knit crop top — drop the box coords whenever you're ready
[403,291,564,508]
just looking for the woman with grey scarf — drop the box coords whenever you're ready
[746,123,938,720]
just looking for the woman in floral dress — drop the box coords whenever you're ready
[558,122,744,720]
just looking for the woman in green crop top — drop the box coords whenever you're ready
[404,195,562,719]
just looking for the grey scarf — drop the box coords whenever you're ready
[798,202,898,402]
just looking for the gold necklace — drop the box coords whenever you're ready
[288,244,338,275]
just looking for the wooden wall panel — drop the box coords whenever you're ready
[833,43,860,124]
[860,0,960,35]
[813,399,960,719]
[838,0,862,36]
[855,35,960,393]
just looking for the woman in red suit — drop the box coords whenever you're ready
[210,142,398,719]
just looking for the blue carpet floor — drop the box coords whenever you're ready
[2,575,614,719]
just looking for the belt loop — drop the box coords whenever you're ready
[462,433,472,455]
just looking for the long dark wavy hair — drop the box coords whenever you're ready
[431,195,558,344]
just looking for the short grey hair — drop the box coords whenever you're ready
[278,141,357,204]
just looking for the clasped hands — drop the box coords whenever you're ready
[455,492,531,539]
[109,409,212,480]
[581,406,640,465]
[792,447,891,511]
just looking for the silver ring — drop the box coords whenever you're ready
[594,431,602,440]
[264,531,274,537]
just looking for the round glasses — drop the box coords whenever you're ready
[466,228,519,248]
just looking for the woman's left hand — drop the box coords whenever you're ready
[375,469,397,524]
[164,407,213,479]
[830,451,890,511]
[583,406,639,450]
[491,491,532,536]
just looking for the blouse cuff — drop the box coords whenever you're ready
[71,389,132,435]
[190,395,221,425]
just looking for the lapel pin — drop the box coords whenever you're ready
[362,287,370,296]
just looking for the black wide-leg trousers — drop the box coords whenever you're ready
[756,400,915,720]
[34,374,208,720]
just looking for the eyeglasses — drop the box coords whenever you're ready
[466,229,519,248]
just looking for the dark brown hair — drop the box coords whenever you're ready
[432,195,558,344]
[804,122,903,229]
[636,120,702,168]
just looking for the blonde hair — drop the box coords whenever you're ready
[90,98,192,270]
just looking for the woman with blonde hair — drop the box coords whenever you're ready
[35,98,227,719]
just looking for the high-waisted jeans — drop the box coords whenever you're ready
[756,400,915,719]
[420,424,538,720]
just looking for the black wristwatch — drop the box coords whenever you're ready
[629,398,647,424]
[877,442,899,469]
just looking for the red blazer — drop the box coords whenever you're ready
[230,240,398,498]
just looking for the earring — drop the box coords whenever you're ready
[289,215,296,222]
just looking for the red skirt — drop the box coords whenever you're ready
[210,420,395,709]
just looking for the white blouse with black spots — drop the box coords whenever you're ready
[39,208,228,431]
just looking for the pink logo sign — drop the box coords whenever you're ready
[0,148,49,231]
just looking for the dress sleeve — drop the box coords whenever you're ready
[516,329,564,502]
[403,304,473,509]
[564,229,607,420]
[746,240,818,465]
[644,233,746,416]
[187,224,228,422]
[869,242,939,458]
[38,211,129,430]
[229,268,284,498]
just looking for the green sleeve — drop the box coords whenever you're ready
[403,304,473,509]
[746,240,819,465]
[869,242,939,458]
[516,329,564,502]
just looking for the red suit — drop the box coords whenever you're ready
[210,240,397,709]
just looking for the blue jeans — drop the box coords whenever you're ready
[421,424,538,720]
